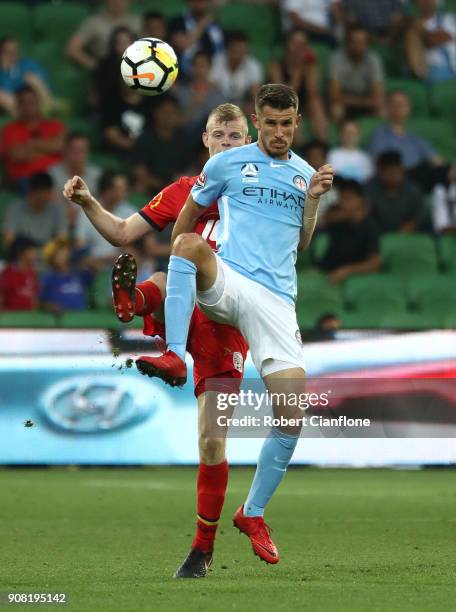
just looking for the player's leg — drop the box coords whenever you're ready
[136,234,218,386]
[175,389,233,578]
[112,253,166,323]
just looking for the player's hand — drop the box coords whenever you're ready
[63,175,92,207]
[308,164,334,198]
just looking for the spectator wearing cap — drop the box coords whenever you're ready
[319,179,381,284]
[328,27,385,121]
[66,0,141,70]
[366,151,424,233]
[3,173,68,250]
[0,86,65,189]
[0,237,39,311]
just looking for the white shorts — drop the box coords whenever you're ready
[196,255,306,377]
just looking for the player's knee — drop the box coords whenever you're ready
[148,271,167,297]
[173,233,206,262]
[198,435,225,465]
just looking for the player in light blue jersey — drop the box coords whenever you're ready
[138,84,334,566]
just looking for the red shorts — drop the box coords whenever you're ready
[143,307,248,397]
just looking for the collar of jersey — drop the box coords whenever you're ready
[254,142,292,164]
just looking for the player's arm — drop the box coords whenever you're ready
[171,194,206,246]
[63,175,150,246]
[299,164,334,251]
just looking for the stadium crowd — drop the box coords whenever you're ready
[0,0,455,328]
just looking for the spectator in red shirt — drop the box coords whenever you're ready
[0,236,39,311]
[0,85,65,190]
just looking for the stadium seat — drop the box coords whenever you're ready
[309,232,329,264]
[90,153,124,172]
[0,3,31,47]
[66,116,101,150]
[342,274,408,311]
[386,78,429,116]
[358,117,383,147]
[297,271,332,296]
[438,236,456,274]
[381,234,438,275]
[406,274,456,308]
[33,3,90,48]
[61,310,124,329]
[0,191,16,220]
[49,64,90,115]
[296,279,343,328]
[0,311,56,328]
[429,79,456,122]
[407,117,455,161]
[91,270,112,311]
[135,0,185,18]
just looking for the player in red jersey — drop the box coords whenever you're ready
[63,104,250,578]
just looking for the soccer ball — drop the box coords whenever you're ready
[120,38,179,97]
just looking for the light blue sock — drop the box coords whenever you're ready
[244,427,299,517]
[165,255,197,360]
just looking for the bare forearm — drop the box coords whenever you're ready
[171,199,206,246]
[343,254,381,275]
[81,196,129,246]
[299,193,320,250]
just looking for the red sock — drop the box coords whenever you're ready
[135,281,162,316]
[192,460,228,553]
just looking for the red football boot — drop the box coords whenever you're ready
[136,351,187,387]
[112,253,137,323]
[233,505,279,564]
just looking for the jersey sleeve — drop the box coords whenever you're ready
[138,178,191,231]
[191,153,226,207]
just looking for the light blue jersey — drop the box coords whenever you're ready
[191,142,315,304]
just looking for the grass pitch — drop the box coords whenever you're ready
[0,467,455,612]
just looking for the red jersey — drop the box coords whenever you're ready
[139,176,248,398]
[139,176,219,250]
[0,264,39,310]
[1,119,65,181]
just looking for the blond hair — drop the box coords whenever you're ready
[206,103,248,133]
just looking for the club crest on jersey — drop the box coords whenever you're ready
[293,175,307,192]
[196,172,207,187]
[241,163,259,183]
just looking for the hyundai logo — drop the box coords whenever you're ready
[40,376,161,433]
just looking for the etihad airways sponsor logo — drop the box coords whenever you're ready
[242,186,305,209]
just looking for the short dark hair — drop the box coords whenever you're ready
[98,171,125,194]
[377,150,403,168]
[29,172,53,191]
[225,30,248,46]
[301,139,329,157]
[338,178,364,197]
[143,11,165,21]
[255,83,299,113]
[16,84,37,98]
[7,236,37,262]
[65,132,89,145]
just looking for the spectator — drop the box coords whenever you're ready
[92,26,135,110]
[175,51,224,136]
[40,238,91,314]
[74,171,134,270]
[304,312,342,341]
[169,0,224,76]
[142,11,168,40]
[133,96,193,194]
[66,0,141,70]
[49,133,101,230]
[319,179,381,284]
[209,31,263,106]
[342,0,406,43]
[328,119,373,183]
[366,151,424,233]
[329,27,385,121]
[431,169,456,234]
[282,0,342,46]
[0,86,65,189]
[0,236,39,311]
[0,36,53,116]
[405,0,456,82]
[3,173,67,250]
[369,90,447,191]
[269,29,327,141]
